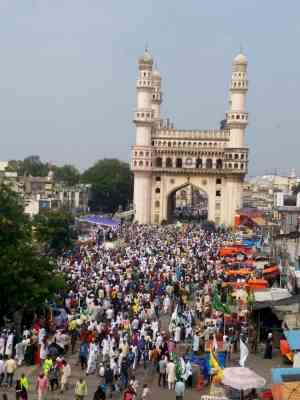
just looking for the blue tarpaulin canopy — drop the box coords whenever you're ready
[77,215,120,228]
[284,330,300,351]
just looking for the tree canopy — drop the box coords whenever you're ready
[53,164,80,186]
[0,185,65,327]
[81,158,133,213]
[33,210,76,256]
[7,155,50,177]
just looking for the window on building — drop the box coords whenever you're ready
[155,157,162,167]
[168,142,171,147]
[166,158,173,168]
[216,190,221,197]
[155,176,161,182]
[216,159,223,169]
[155,187,160,194]
[241,154,244,159]
[234,154,239,159]
[216,178,222,184]
[241,163,244,169]
[155,200,160,208]
[196,158,202,168]
[176,158,183,168]
[234,163,238,169]
[215,202,221,210]
[206,159,213,169]
[139,161,143,166]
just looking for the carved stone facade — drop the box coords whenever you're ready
[131,50,249,226]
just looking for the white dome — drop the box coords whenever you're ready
[139,50,153,65]
[152,69,161,80]
[234,53,247,65]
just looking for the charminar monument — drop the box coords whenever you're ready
[131,49,249,226]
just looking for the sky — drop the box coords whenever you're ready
[0,0,299,176]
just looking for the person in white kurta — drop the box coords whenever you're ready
[174,325,181,343]
[15,341,25,366]
[102,337,110,362]
[166,360,176,390]
[87,342,98,374]
[0,335,5,356]
[5,333,14,358]
[163,296,171,314]
[193,332,200,353]
[61,361,71,392]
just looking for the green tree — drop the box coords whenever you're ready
[33,210,76,255]
[53,164,80,186]
[6,160,23,173]
[22,155,50,176]
[0,185,65,329]
[81,158,133,213]
[7,155,50,177]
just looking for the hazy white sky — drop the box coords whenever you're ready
[0,0,299,176]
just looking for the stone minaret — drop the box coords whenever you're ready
[132,49,154,224]
[151,66,162,122]
[227,52,249,148]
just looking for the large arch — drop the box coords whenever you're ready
[166,182,209,223]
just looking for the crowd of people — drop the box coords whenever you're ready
[0,223,263,399]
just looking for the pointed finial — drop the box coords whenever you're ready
[145,42,149,52]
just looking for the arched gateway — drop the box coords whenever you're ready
[131,50,249,226]
[167,183,208,223]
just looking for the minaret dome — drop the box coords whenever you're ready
[138,49,153,70]
[152,68,161,81]
[233,53,247,65]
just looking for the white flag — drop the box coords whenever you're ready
[239,338,249,367]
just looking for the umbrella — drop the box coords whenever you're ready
[222,367,266,391]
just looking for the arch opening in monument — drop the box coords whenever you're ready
[166,183,208,224]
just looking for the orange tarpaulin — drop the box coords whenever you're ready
[222,280,268,289]
[247,279,268,289]
[263,266,280,278]
[226,268,252,276]
[280,339,293,361]
[219,246,253,257]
